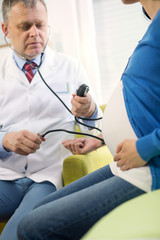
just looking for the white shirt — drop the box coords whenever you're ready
[102,82,152,192]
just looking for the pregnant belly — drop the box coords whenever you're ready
[102,81,137,156]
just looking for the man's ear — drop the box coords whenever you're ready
[1,22,10,38]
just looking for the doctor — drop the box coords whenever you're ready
[0,0,102,240]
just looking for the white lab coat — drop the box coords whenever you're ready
[0,47,102,189]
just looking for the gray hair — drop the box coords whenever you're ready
[2,0,47,23]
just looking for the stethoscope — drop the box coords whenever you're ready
[4,29,105,144]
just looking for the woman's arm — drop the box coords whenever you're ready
[62,134,103,155]
[114,139,147,171]
[114,129,160,171]
[136,128,160,161]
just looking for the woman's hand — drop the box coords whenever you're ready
[62,137,101,155]
[114,139,147,170]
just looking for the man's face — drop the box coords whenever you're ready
[2,1,48,60]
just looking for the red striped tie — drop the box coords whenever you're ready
[24,62,37,83]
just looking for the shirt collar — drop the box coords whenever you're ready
[13,52,44,70]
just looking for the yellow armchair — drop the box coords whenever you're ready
[63,104,113,186]
[63,145,113,186]
[0,222,6,235]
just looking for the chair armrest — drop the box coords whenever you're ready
[63,145,113,186]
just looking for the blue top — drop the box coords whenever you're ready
[122,10,160,190]
[0,52,98,159]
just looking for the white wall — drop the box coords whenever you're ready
[45,0,102,102]
[45,0,80,58]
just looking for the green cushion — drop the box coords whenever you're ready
[83,190,160,240]
[63,145,113,186]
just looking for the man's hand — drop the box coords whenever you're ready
[62,137,101,155]
[71,93,96,118]
[3,130,45,156]
[114,139,147,171]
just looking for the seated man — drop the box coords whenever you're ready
[0,0,102,240]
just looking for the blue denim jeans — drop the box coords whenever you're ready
[0,178,56,240]
[17,165,145,240]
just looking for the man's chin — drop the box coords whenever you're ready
[24,49,44,60]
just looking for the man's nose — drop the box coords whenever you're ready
[29,25,39,37]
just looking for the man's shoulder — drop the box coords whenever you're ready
[45,46,81,67]
[0,47,13,66]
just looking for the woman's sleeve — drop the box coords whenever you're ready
[136,128,160,161]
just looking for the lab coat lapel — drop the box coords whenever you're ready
[33,47,57,84]
[6,52,28,86]
[6,47,57,86]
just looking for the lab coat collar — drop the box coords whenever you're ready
[6,46,57,86]
[13,52,43,71]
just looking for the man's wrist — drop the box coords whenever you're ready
[2,132,10,152]
[84,102,96,118]
[93,137,105,150]
[0,132,12,159]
